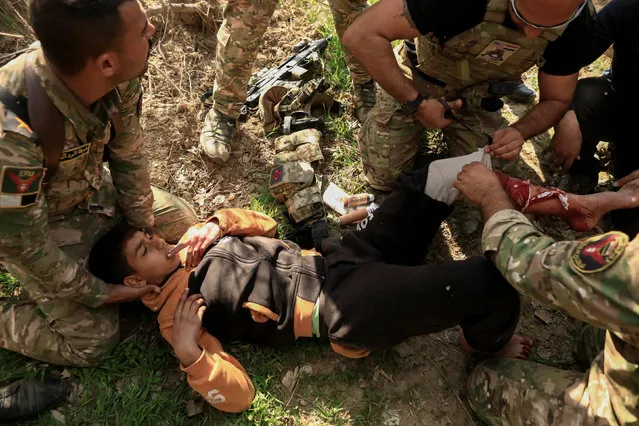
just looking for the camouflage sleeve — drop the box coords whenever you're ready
[0,129,110,308]
[482,210,639,341]
[108,79,154,229]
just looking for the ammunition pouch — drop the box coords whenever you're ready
[285,185,324,223]
[269,161,315,202]
[273,130,324,165]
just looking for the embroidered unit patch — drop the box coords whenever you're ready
[570,232,629,274]
[476,40,520,65]
[0,166,44,209]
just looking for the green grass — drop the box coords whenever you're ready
[0,270,20,296]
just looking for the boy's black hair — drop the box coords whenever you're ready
[89,221,139,284]
[29,0,132,76]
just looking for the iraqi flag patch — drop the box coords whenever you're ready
[570,232,629,274]
[0,166,44,209]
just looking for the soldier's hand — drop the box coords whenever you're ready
[104,283,160,304]
[485,127,524,160]
[178,221,221,269]
[415,98,462,129]
[172,289,206,367]
[542,111,582,172]
[453,162,504,206]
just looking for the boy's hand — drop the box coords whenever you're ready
[172,222,222,268]
[104,283,160,305]
[173,289,206,367]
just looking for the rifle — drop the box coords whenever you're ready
[245,37,331,110]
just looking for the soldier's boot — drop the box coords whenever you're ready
[353,80,377,122]
[200,108,237,163]
[508,81,536,104]
[0,376,68,421]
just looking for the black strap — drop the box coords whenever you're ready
[0,85,31,127]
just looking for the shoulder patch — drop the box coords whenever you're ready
[570,232,629,274]
[3,109,35,139]
[0,165,44,209]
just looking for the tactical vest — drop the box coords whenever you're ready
[414,0,564,94]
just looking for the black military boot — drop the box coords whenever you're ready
[508,81,537,104]
[0,376,68,421]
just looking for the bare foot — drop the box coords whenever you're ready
[564,194,602,232]
[460,333,533,360]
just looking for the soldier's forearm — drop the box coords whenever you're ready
[512,99,570,141]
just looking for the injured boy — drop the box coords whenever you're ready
[88,153,639,413]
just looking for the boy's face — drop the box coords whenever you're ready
[124,230,181,284]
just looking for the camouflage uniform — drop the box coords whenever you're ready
[468,209,639,425]
[211,0,370,121]
[0,49,198,367]
[358,0,567,190]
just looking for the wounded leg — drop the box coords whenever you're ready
[494,172,620,232]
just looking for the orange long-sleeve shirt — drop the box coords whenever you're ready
[139,209,277,412]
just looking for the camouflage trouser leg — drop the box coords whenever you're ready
[327,0,370,86]
[575,324,606,370]
[211,0,279,120]
[0,186,197,366]
[467,358,589,425]
[441,109,504,157]
[357,86,423,191]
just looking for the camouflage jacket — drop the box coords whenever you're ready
[483,209,639,424]
[0,48,153,307]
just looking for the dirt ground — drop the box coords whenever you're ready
[0,0,612,424]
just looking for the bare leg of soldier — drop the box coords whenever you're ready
[200,0,279,162]
[327,0,375,121]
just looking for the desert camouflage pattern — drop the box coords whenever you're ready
[0,49,198,366]
[468,209,639,425]
[285,185,323,223]
[274,129,322,153]
[211,0,370,120]
[359,80,505,190]
[269,161,315,202]
[273,130,324,165]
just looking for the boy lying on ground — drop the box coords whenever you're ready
[89,168,532,413]
[88,151,639,413]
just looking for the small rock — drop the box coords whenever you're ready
[185,399,204,417]
[51,409,66,424]
[534,309,553,325]
[537,347,552,359]
[463,219,479,234]
[60,369,71,379]
[382,408,401,426]
[299,364,313,375]
[212,194,226,205]
[393,341,414,358]
[227,193,236,202]
[281,368,299,392]
[598,171,611,186]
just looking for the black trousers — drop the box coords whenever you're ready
[320,170,520,353]
[569,77,639,235]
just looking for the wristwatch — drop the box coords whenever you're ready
[400,93,425,115]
